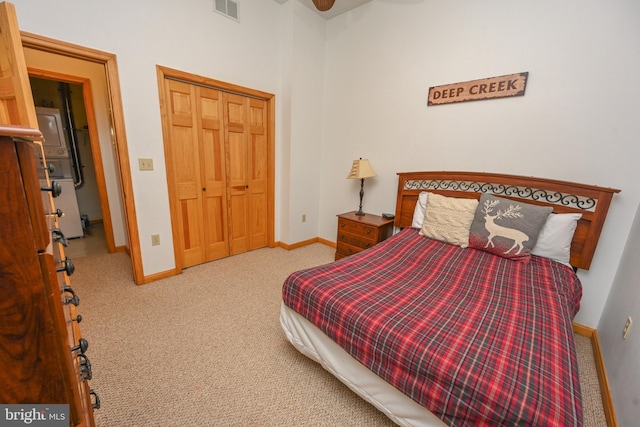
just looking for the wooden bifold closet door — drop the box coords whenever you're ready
[164,79,268,269]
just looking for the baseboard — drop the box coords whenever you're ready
[573,323,618,427]
[276,237,335,250]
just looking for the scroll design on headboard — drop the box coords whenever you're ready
[404,179,597,211]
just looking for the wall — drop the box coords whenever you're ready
[318,0,640,329]
[599,202,640,425]
[286,3,327,243]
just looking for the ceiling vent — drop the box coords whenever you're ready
[214,0,239,22]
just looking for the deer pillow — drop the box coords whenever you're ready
[468,194,553,262]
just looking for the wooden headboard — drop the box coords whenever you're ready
[394,171,620,270]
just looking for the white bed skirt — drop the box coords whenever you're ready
[279,303,447,427]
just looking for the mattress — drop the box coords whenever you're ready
[282,228,583,426]
[280,302,447,426]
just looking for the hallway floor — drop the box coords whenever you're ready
[64,221,108,259]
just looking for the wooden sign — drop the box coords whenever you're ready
[428,72,528,106]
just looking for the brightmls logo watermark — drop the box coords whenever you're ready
[0,405,69,426]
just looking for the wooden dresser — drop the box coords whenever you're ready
[0,126,98,426]
[335,211,394,260]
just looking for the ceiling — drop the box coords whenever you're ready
[274,0,373,20]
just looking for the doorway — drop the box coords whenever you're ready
[29,75,110,258]
[21,32,144,284]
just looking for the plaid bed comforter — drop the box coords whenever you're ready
[282,228,583,426]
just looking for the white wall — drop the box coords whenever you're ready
[599,202,640,426]
[318,0,640,328]
[287,3,327,243]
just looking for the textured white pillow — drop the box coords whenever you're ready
[411,192,429,228]
[419,193,479,248]
[531,213,582,266]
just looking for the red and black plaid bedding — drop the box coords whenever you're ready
[282,228,583,426]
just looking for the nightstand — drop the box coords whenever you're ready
[335,211,394,260]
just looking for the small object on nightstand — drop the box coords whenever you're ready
[335,211,394,261]
[382,213,395,220]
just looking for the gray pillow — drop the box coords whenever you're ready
[469,194,553,261]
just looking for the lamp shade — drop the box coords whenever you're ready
[312,0,336,12]
[347,159,377,180]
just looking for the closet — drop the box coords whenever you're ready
[162,76,270,269]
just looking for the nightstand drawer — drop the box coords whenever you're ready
[336,241,366,257]
[338,219,378,239]
[337,231,376,249]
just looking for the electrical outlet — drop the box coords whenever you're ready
[139,158,154,171]
[623,316,633,340]
[151,234,160,246]
[302,214,306,223]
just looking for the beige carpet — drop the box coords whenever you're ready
[70,244,607,426]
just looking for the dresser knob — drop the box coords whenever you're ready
[52,228,68,247]
[71,338,89,354]
[41,181,62,198]
[78,353,92,380]
[72,314,83,323]
[47,208,64,218]
[43,163,55,174]
[56,257,75,276]
[90,390,101,410]
[64,286,80,306]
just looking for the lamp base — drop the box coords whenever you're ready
[356,178,366,216]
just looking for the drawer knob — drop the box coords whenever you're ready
[47,208,64,218]
[41,181,62,198]
[366,229,371,234]
[90,390,101,410]
[78,353,92,380]
[64,286,80,306]
[71,338,89,354]
[52,228,68,247]
[56,256,75,276]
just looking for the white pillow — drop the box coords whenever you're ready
[419,193,479,248]
[531,213,582,266]
[411,192,429,228]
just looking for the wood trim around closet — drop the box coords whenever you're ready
[156,65,276,275]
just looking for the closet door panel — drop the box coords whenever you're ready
[167,80,205,267]
[197,87,229,260]
[224,93,249,255]
[248,98,268,249]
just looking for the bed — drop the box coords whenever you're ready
[280,171,620,426]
